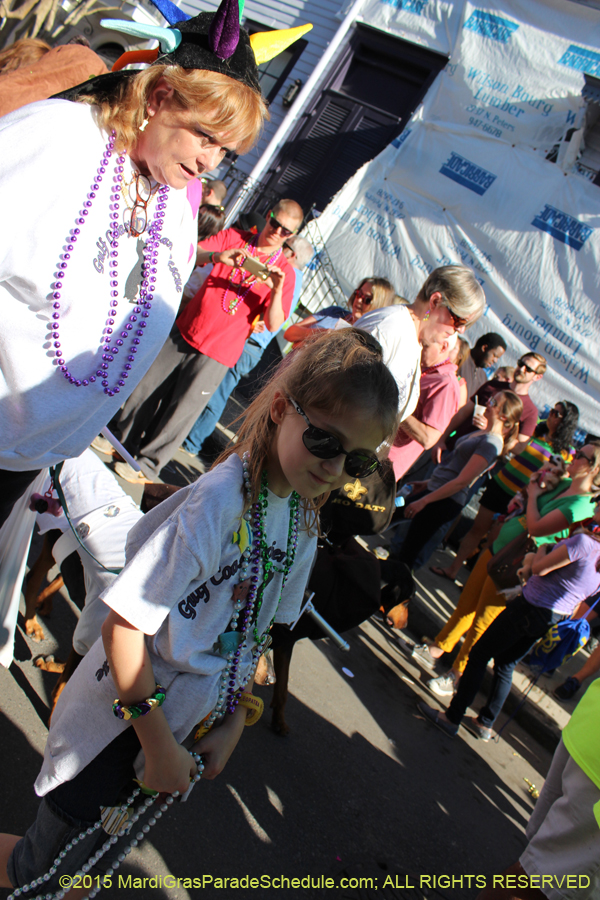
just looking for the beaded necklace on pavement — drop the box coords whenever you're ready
[48,130,169,397]
[206,453,300,728]
[221,236,282,316]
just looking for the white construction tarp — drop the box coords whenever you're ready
[313,0,600,432]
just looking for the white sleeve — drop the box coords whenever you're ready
[100,461,243,634]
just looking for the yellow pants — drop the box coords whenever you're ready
[435,549,507,674]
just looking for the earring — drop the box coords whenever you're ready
[422,310,430,322]
[139,116,149,132]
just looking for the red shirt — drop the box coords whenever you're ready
[176,228,295,367]
[389,361,460,480]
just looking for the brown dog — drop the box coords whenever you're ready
[261,539,414,735]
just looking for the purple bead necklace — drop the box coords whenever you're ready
[49,130,169,397]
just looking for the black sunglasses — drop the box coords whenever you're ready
[517,358,538,375]
[289,397,381,478]
[549,407,564,418]
[574,449,593,463]
[269,211,297,238]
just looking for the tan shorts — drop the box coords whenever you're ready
[520,738,600,900]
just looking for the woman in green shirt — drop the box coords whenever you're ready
[415,442,600,695]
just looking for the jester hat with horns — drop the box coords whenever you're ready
[92,0,311,96]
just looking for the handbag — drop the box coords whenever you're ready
[487,531,537,592]
[528,591,600,675]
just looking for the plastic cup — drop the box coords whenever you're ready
[473,403,486,421]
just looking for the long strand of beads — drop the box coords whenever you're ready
[7,753,203,900]
[48,130,169,395]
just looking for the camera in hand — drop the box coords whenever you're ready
[241,255,270,281]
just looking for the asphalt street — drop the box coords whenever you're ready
[1,566,553,900]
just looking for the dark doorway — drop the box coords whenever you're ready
[261,24,447,213]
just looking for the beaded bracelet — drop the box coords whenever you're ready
[237,692,264,726]
[113,684,166,721]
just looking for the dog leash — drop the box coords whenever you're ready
[49,462,122,576]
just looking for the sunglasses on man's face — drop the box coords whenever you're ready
[517,358,538,375]
[269,211,297,238]
[288,397,381,479]
[574,450,593,463]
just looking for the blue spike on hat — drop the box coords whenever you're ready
[150,0,190,25]
[101,19,182,53]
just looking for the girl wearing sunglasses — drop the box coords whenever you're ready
[390,391,523,570]
[8,330,398,896]
[284,277,394,347]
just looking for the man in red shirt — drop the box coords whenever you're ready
[389,334,460,482]
[112,198,303,480]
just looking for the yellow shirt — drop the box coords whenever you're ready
[563,679,600,826]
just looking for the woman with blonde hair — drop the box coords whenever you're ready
[0,37,50,74]
[0,0,310,529]
[284,276,395,345]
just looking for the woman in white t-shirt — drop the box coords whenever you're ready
[0,3,270,527]
[357,265,486,422]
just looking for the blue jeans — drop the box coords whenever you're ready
[446,595,562,728]
[182,339,264,454]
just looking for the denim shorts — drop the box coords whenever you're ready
[9,727,141,891]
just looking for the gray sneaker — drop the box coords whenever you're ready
[411,643,438,669]
[428,671,457,696]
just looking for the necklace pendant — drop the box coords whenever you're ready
[214,631,244,657]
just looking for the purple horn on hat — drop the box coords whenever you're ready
[208,0,241,60]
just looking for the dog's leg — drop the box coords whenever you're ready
[49,648,83,721]
[35,574,63,617]
[24,534,58,642]
[270,643,293,736]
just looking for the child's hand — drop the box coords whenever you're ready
[143,741,196,795]
[192,707,246,780]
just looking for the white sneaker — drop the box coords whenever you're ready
[411,643,438,669]
[90,434,116,455]
[428,671,458,696]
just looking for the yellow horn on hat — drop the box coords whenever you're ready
[250,23,312,65]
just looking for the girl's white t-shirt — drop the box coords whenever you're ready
[0,100,197,470]
[35,455,316,795]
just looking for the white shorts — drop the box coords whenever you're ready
[520,738,600,900]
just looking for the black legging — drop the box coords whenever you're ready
[395,490,463,569]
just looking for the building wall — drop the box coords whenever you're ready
[180,0,343,174]
[309,0,600,432]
